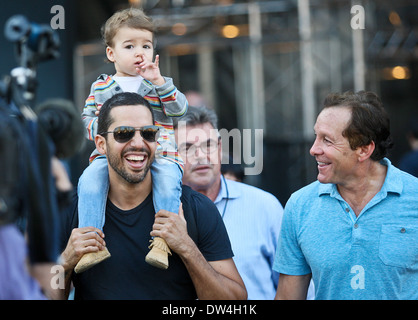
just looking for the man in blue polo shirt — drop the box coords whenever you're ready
[274,91,418,300]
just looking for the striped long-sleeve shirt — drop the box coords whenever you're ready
[81,74,188,169]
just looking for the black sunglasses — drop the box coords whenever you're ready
[101,125,160,143]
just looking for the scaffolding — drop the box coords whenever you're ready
[74,0,418,203]
[147,0,370,197]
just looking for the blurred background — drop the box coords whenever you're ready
[1,0,417,206]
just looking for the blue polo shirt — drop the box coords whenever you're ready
[273,158,418,300]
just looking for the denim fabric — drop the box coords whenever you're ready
[77,156,109,230]
[151,159,182,215]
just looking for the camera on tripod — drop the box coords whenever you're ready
[0,15,83,264]
[1,15,59,106]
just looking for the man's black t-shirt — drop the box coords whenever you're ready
[61,185,233,300]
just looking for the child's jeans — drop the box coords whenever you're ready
[77,156,182,230]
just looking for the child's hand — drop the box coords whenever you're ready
[95,105,102,117]
[136,54,165,86]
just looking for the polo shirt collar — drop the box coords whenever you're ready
[318,157,402,198]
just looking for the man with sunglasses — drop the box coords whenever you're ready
[59,93,246,300]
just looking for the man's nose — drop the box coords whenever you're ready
[194,146,207,159]
[130,131,146,147]
[310,138,321,156]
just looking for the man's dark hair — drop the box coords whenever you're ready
[98,92,154,137]
[322,90,393,161]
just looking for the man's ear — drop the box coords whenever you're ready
[357,141,375,162]
[106,46,115,62]
[95,135,107,155]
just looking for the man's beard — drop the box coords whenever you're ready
[107,146,154,184]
